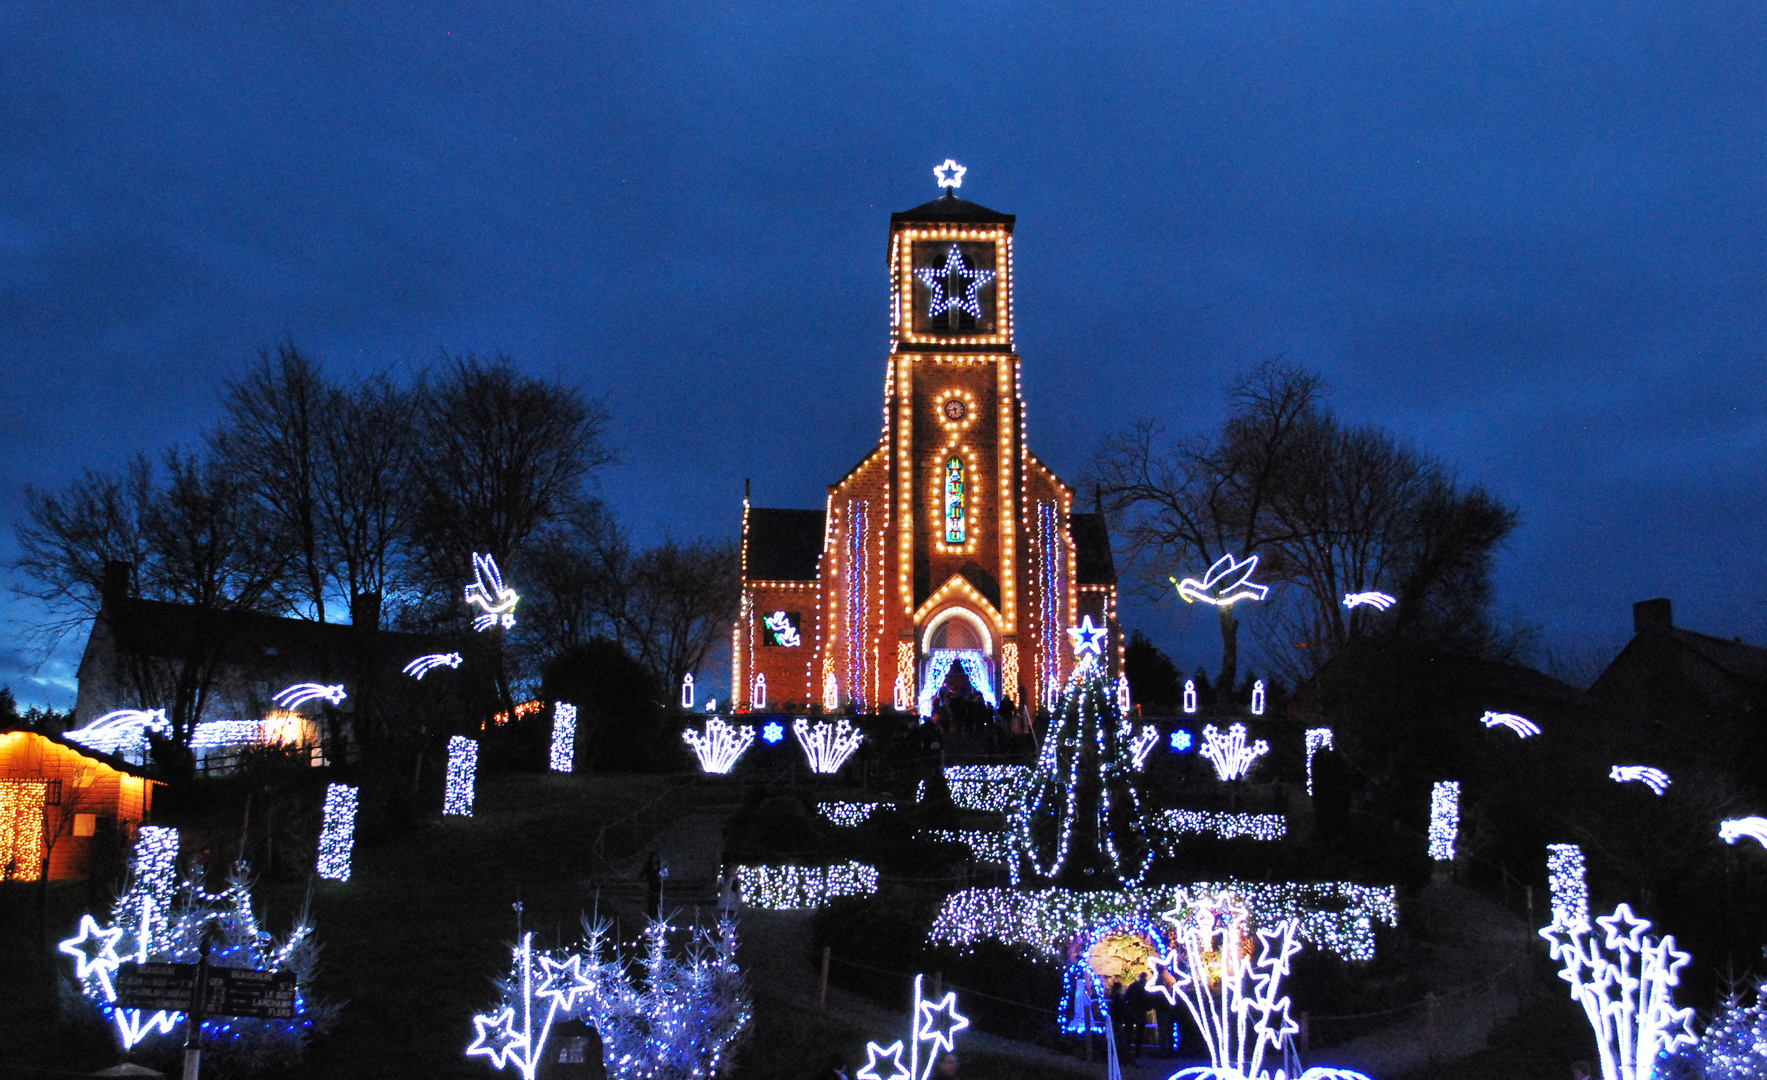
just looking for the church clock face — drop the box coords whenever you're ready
[943,397,967,421]
[912,241,997,334]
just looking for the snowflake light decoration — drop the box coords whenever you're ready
[1171,729,1193,752]
[316,783,358,882]
[1172,553,1270,608]
[1480,710,1540,738]
[403,652,463,679]
[464,552,519,631]
[683,717,756,774]
[761,720,785,745]
[793,717,862,774]
[1609,765,1670,796]
[1540,903,1698,1080]
[1199,723,1269,782]
[444,735,477,816]
[272,683,347,710]
[1305,728,1333,797]
[1720,817,1767,849]
[1342,591,1395,610]
[1429,781,1459,861]
[548,704,576,773]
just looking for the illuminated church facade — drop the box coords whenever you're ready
[734,174,1119,716]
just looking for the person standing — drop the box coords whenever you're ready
[1120,970,1149,1063]
[642,851,663,920]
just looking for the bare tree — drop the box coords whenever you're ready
[1095,359,1324,688]
[213,342,332,621]
[514,501,628,666]
[10,455,154,649]
[315,372,418,624]
[617,539,741,700]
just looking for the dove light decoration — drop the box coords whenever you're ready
[1540,903,1698,1080]
[1342,591,1395,610]
[1172,553,1270,608]
[794,717,863,774]
[273,683,347,710]
[1199,723,1270,782]
[403,652,463,679]
[763,610,801,647]
[1609,765,1671,796]
[1720,817,1767,849]
[857,972,969,1080]
[1480,710,1541,738]
[464,552,519,631]
[683,717,756,774]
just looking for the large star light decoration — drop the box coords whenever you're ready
[858,1040,911,1080]
[534,953,593,1012]
[1173,553,1270,608]
[916,992,971,1056]
[933,159,966,188]
[1066,615,1108,658]
[466,1006,530,1071]
[59,914,125,999]
[917,245,995,319]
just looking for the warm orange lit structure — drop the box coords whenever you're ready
[734,186,1119,716]
[0,727,161,881]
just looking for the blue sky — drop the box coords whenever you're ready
[2,0,1763,707]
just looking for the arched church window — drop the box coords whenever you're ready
[944,456,966,544]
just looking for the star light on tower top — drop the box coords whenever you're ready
[934,159,966,189]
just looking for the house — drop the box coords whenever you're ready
[0,726,162,881]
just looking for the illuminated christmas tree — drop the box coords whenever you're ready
[1012,619,1152,886]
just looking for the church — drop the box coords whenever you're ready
[734,166,1119,717]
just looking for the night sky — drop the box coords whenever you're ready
[2,1,1763,708]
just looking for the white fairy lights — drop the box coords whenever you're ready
[793,718,863,774]
[444,736,477,816]
[917,650,997,716]
[929,881,1398,964]
[735,862,880,909]
[1199,723,1269,782]
[1720,817,1767,849]
[272,683,347,710]
[1159,809,1287,843]
[928,829,1018,869]
[1172,553,1270,608]
[1480,711,1541,738]
[1429,781,1459,861]
[548,703,576,773]
[917,244,996,323]
[1609,765,1670,795]
[819,801,887,827]
[1546,843,1588,929]
[464,552,519,631]
[1305,727,1334,797]
[1540,903,1697,1080]
[683,717,757,774]
[316,783,359,882]
[944,765,1027,811]
[403,652,463,679]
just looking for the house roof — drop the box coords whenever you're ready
[890,191,1017,228]
[1293,638,1587,712]
[1662,627,1767,684]
[744,508,826,582]
[0,726,164,784]
[1070,513,1117,586]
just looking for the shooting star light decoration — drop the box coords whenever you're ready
[1342,591,1396,610]
[1480,711,1540,738]
[464,552,519,631]
[1172,553,1270,608]
[63,709,170,761]
[1720,817,1767,850]
[1609,765,1671,796]
[272,683,347,710]
[403,652,463,679]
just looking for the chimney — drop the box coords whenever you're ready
[100,561,133,610]
[1633,598,1673,635]
[351,593,382,631]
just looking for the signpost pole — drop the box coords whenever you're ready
[182,940,209,1080]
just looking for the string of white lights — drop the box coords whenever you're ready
[735,862,880,909]
[927,829,1019,870]
[929,881,1397,963]
[1159,809,1287,843]
[548,703,576,773]
[818,801,888,827]
[444,736,477,816]
[1546,843,1588,929]
[1429,781,1459,861]
[316,783,358,882]
[944,765,1027,811]
[1305,728,1334,797]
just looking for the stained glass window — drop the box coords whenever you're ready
[944,456,966,544]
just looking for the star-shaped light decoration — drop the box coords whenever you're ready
[535,953,593,1012]
[59,914,124,1000]
[466,1006,530,1071]
[857,1039,911,1080]
[1066,615,1108,658]
[916,245,995,320]
[916,991,971,1056]
[1173,553,1270,608]
[933,159,966,189]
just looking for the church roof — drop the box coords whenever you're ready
[891,190,1016,228]
[744,508,826,582]
[1070,513,1117,585]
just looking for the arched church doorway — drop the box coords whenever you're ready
[918,608,997,717]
